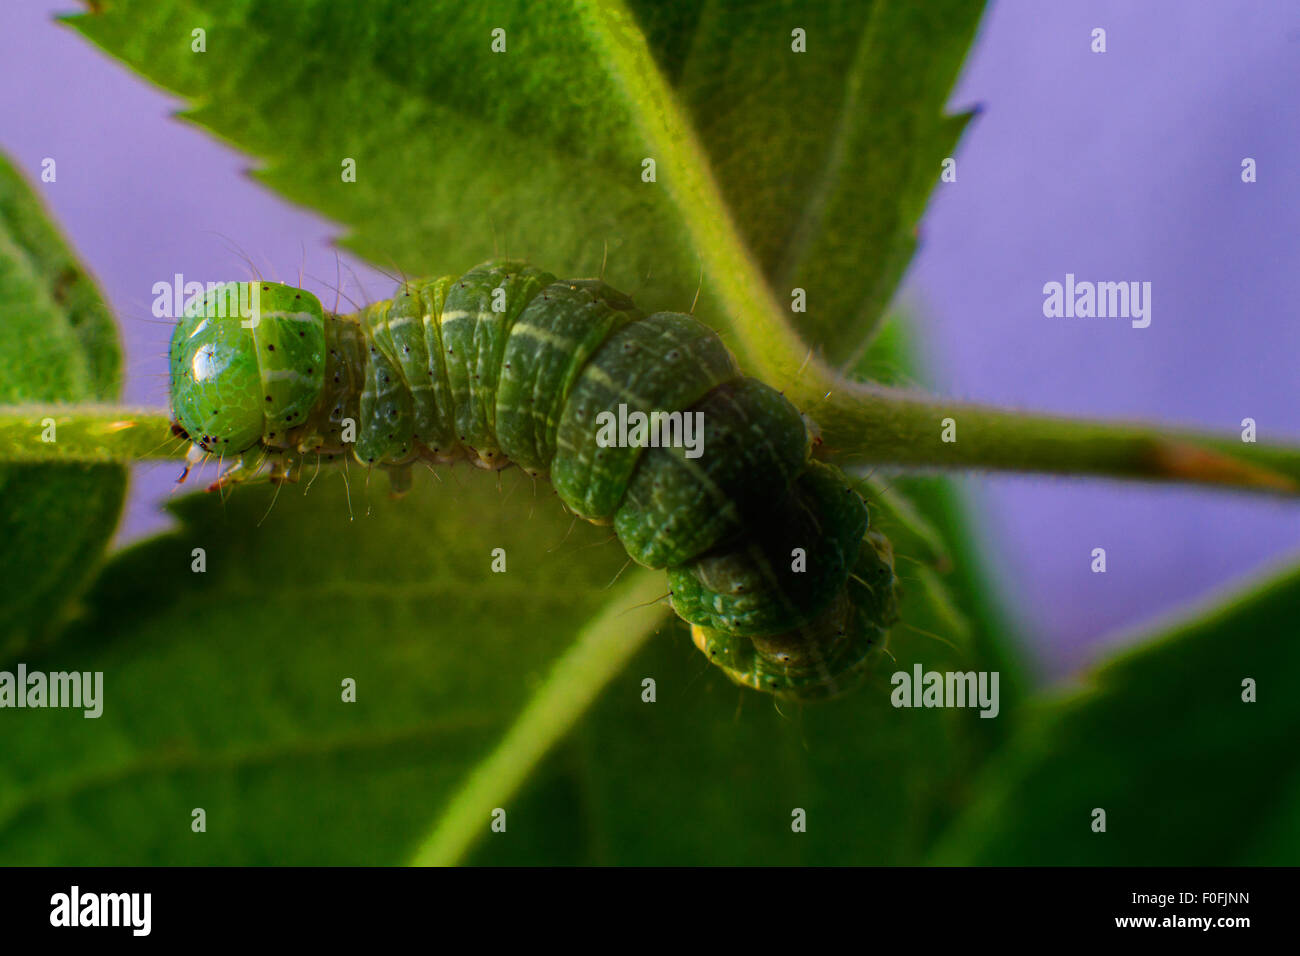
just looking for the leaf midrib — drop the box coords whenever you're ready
[0,711,500,842]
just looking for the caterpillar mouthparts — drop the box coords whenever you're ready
[169,259,898,699]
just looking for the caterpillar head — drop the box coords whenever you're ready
[169,282,327,454]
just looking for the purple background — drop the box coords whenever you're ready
[1,0,1297,679]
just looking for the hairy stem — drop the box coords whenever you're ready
[1,397,1296,497]
[803,382,1300,494]
[0,406,180,463]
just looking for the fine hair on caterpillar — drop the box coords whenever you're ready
[169,259,900,700]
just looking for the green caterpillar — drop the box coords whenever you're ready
[169,260,898,699]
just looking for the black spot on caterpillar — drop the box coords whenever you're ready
[169,260,898,699]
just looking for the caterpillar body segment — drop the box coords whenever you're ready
[615,376,814,569]
[497,279,641,477]
[666,459,869,636]
[169,259,899,699]
[439,262,556,466]
[691,531,899,700]
[550,310,741,522]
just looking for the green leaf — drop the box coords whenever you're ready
[0,152,125,658]
[0,467,1011,866]
[469,546,1006,865]
[634,0,985,365]
[931,562,1300,865]
[70,0,697,320]
[67,0,983,366]
[0,471,669,864]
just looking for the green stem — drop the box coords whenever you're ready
[802,382,1300,495]
[0,406,181,463]
[1,397,1297,496]
[410,569,670,866]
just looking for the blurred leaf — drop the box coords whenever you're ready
[0,152,124,658]
[0,471,660,864]
[474,537,1006,865]
[859,473,951,566]
[931,562,1300,864]
[0,468,1006,865]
